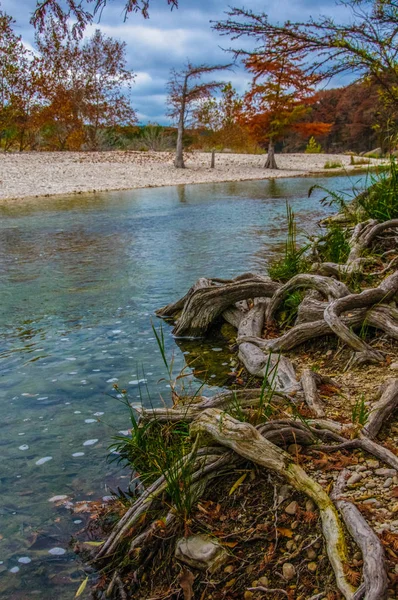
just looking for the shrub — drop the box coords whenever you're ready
[324,160,343,169]
[356,155,398,220]
[305,136,322,154]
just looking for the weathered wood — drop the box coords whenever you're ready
[172,276,280,337]
[237,303,301,393]
[191,409,355,600]
[324,271,398,365]
[301,369,326,418]
[362,378,398,439]
[266,274,350,325]
[138,389,283,423]
[332,470,388,600]
[347,219,398,264]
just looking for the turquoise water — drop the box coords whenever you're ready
[0,175,365,598]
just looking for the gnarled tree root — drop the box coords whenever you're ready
[331,470,388,600]
[190,408,356,599]
[161,275,279,337]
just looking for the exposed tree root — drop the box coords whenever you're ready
[331,470,388,600]
[137,388,288,423]
[265,273,350,325]
[96,213,398,598]
[301,369,326,417]
[362,378,398,439]
[190,408,355,599]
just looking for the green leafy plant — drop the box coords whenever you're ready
[268,203,310,282]
[305,136,322,154]
[324,160,343,169]
[316,224,351,264]
[277,290,304,328]
[356,155,398,220]
[351,394,369,426]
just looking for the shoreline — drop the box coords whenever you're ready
[0,150,385,204]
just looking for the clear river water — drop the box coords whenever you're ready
[0,174,366,599]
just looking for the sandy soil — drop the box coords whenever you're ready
[0,150,384,202]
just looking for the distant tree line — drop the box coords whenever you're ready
[0,9,136,151]
[2,0,397,163]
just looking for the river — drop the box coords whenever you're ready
[0,174,366,598]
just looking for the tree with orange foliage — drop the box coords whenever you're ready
[34,19,136,150]
[0,8,38,151]
[242,37,332,169]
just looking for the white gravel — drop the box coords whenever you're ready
[0,151,384,203]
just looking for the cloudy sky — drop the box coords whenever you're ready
[2,0,348,123]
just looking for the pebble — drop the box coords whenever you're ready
[375,468,396,477]
[72,452,85,457]
[347,473,362,486]
[257,576,269,587]
[35,456,52,465]
[383,478,393,488]
[83,439,98,446]
[305,500,315,512]
[17,557,31,564]
[48,547,66,556]
[285,501,298,515]
[18,445,29,451]
[286,540,296,551]
[307,549,317,560]
[282,562,296,580]
[363,498,381,507]
[9,567,20,573]
[308,562,317,573]
[389,362,398,370]
[84,419,96,424]
[48,495,68,502]
[367,460,380,469]
[365,482,377,489]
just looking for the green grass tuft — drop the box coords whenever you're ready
[268,203,310,282]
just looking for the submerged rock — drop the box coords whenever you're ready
[175,535,228,573]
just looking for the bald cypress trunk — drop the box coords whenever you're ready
[264,139,278,169]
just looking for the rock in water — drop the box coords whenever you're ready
[175,535,228,573]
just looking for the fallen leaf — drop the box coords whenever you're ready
[179,568,195,600]
[75,576,88,598]
[277,527,293,538]
[221,541,238,548]
[83,541,104,547]
[229,473,248,496]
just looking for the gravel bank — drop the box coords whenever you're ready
[0,150,384,203]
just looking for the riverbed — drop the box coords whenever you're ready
[0,174,366,599]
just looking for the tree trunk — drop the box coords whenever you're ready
[174,77,188,169]
[264,139,278,169]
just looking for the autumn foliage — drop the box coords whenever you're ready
[0,9,136,152]
[240,41,332,166]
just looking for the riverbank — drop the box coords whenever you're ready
[0,151,384,202]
